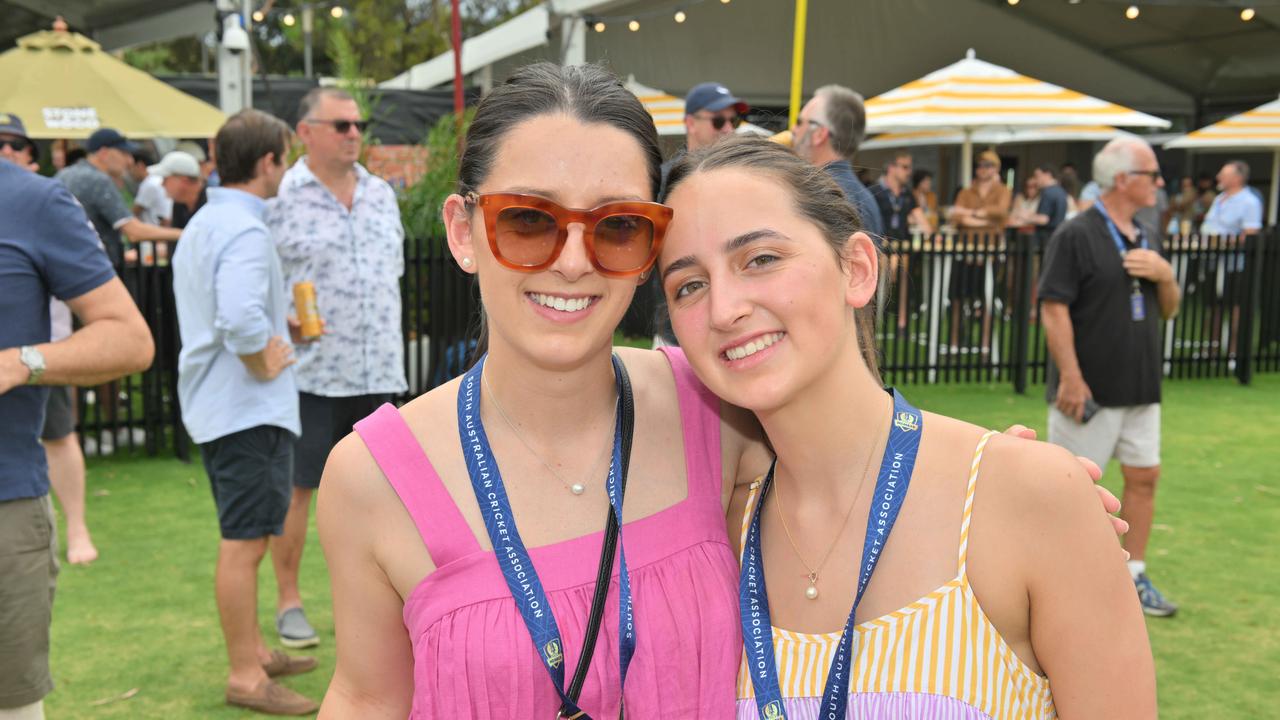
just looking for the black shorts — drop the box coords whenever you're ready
[201,426,295,540]
[949,261,988,301]
[294,393,393,489]
[40,387,75,441]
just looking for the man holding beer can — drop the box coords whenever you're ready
[265,88,407,650]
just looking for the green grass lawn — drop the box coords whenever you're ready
[44,375,1280,718]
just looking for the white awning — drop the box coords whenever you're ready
[380,4,553,90]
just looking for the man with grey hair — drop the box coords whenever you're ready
[1202,159,1262,359]
[265,87,406,650]
[1039,136,1182,617]
[791,85,884,238]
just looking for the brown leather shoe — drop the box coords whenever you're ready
[225,680,319,715]
[262,649,318,678]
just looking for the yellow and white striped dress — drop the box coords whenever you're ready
[736,431,1057,719]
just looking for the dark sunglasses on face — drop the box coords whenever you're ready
[305,118,368,134]
[700,114,742,131]
[977,161,997,169]
[465,192,671,278]
[0,138,30,152]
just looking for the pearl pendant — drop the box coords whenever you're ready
[805,584,819,600]
[570,483,586,495]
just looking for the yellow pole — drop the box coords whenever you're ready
[788,0,808,128]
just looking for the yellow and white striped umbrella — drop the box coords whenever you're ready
[862,125,1133,151]
[866,49,1169,182]
[1166,96,1280,224]
[625,76,686,136]
[1165,96,1280,150]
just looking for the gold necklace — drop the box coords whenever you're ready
[482,370,615,496]
[772,400,891,601]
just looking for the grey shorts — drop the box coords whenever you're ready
[0,495,59,709]
[40,387,74,441]
[1048,403,1161,469]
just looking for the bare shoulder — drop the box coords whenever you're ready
[976,432,1101,524]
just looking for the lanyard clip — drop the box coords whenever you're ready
[556,710,587,719]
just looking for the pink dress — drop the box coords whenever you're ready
[353,347,741,718]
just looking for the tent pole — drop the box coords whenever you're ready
[961,128,973,188]
[787,0,808,128]
[1270,148,1279,227]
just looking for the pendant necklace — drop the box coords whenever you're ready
[482,370,615,496]
[772,403,891,600]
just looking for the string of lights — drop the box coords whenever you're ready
[583,0,735,33]
[1003,0,1276,22]
[249,3,347,26]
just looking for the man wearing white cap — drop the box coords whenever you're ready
[135,151,199,226]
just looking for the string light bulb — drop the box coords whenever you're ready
[721,0,731,4]
[251,10,265,22]
[675,10,687,23]
[628,19,639,31]
[1241,7,1256,21]
[1007,0,1019,5]
[282,12,296,26]
[593,21,605,32]
[330,6,344,18]
[1125,5,1139,19]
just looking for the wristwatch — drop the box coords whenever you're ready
[19,345,45,385]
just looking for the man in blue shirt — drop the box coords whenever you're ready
[791,84,885,241]
[1201,160,1263,360]
[0,149,153,718]
[172,109,319,716]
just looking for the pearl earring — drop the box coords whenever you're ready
[461,257,473,268]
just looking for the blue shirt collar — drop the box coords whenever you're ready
[207,186,268,218]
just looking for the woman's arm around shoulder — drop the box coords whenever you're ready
[988,437,1157,719]
[317,432,416,719]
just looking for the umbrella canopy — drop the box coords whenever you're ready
[1166,96,1280,225]
[626,76,686,137]
[862,125,1133,151]
[865,49,1170,182]
[0,28,225,140]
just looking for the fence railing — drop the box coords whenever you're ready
[75,228,1278,457]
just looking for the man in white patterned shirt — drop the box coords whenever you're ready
[265,88,407,649]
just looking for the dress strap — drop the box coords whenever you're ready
[354,403,481,568]
[957,430,999,579]
[737,477,766,563]
[658,346,723,500]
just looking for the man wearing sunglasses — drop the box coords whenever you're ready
[792,85,885,241]
[265,88,406,651]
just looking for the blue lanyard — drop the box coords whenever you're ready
[458,354,635,717]
[740,389,923,720]
[1095,202,1148,256]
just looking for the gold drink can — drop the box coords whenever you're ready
[293,281,323,339]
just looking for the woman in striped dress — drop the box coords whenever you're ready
[657,137,1157,719]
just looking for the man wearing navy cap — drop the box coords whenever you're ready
[55,128,180,268]
[659,82,748,195]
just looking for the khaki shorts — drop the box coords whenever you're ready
[0,495,59,709]
[1048,403,1161,469]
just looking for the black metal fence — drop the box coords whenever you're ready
[75,228,1278,457]
[874,228,1279,389]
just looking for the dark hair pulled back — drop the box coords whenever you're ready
[663,136,885,382]
[459,62,663,361]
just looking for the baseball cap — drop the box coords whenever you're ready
[0,112,37,161]
[175,140,208,163]
[87,128,138,154]
[685,82,749,116]
[977,149,1001,168]
[149,151,202,179]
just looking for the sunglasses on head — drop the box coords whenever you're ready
[305,118,368,134]
[465,192,671,278]
[700,114,742,131]
[0,138,30,152]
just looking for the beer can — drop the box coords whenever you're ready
[293,281,323,340]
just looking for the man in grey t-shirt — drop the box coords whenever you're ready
[55,128,179,267]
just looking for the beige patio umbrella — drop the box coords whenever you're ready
[865,49,1170,184]
[1165,96,1280,225]
[0,27,225,139]
[861,125,1134,151]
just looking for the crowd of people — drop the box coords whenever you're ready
[0,59,1267,719]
